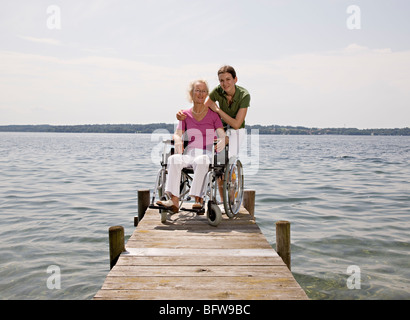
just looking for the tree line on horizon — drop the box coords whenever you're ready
[0,124,409,136]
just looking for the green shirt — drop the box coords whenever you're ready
[209,85,250,129]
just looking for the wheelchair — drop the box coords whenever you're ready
[149,138,244,227]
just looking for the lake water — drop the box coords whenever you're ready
[0,132,409,300]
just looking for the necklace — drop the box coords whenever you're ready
[191,106,207,115]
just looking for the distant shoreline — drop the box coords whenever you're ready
[0,124,409,135]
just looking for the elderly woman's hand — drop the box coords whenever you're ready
[176,110,187,121]
[216,136,228,153]
[175,141,184,154]
[173,131,184,154]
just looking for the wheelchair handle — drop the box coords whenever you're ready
[163,139,174,145]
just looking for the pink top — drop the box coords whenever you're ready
[177,108,223,152]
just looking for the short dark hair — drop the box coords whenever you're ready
[217,65,236,79]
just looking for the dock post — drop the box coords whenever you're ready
[136,189,150,226]
[276,221,291,270]
[109,226,125,269]
[243,189,255,219]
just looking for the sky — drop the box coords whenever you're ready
[1,0,409,129]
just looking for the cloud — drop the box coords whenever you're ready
[18,35,62,46]
[17,35,118,55]
[0,50,220,124]
[271,44,409,92]
[240,44,410,128]
[1,44,409,128]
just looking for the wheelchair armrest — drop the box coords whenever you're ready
[163,138,188,149]
[162,139,174,145]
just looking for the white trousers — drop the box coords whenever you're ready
[165,148,211,198]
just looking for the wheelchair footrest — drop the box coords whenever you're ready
[148,204,205,215]
[180,207,205,214]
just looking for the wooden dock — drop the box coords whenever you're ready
[94,193,308,300]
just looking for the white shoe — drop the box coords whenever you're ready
[156,199,179,213]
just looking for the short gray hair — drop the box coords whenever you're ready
[187,79,209,102]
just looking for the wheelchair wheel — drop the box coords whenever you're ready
[207,201,222,227]
[155,168,167,201]
[223,158,244,218]
[155,168,169,223]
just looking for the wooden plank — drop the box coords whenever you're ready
[116,255,285,266]
[130,226,263,236]
[127,232,267,240]
[125,240,273,249]
[122,248,279,257]
[94,288,308,300]
[108,265,294,278]
[100,276,301,291]
[141,210,254,224]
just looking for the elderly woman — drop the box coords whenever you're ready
[156,80,226,213]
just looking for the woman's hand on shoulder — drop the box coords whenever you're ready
[208,104,218,113]
[206,100,219,114]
